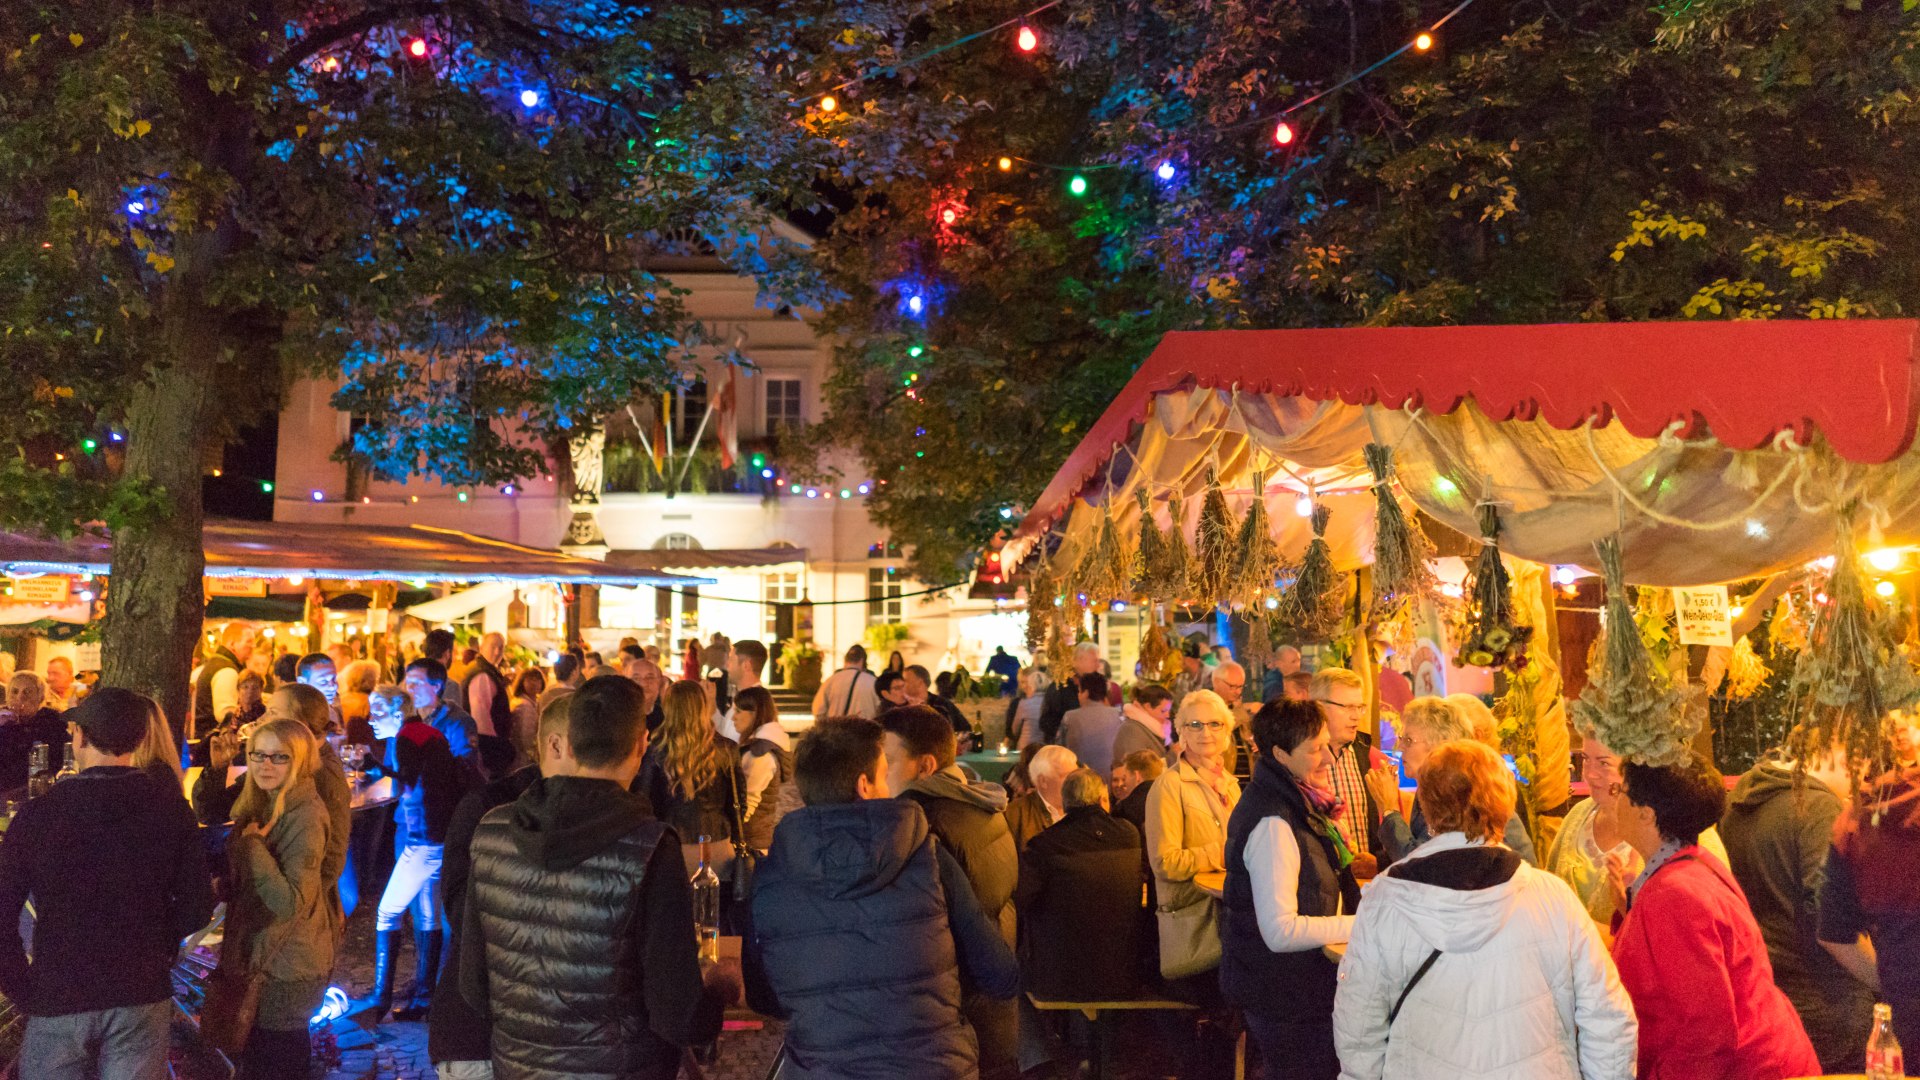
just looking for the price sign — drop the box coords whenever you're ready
[7,576,70,604]
[1672,585,1735,647]
[207,577,269,597]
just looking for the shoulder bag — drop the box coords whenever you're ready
[1156,774,1225,979]
[729,762,758,903]
[201,835,311,1054]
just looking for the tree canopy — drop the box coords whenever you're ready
[807,0,1920,581]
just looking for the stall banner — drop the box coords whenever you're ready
[7,576,70,604]
[1672,586,1734,647]
[207,577,269,597]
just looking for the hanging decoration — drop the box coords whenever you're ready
[1277,503,1348,642]
[1194,468,1237,608]
[1069,498,1136,611]
[1364,443,1440,619]
[1571,536,1700,766]
[1227,471,1284,611]
[1786,508,1920,798]
[1142,492,1194,604]
[1722,637,1772,701]
[1132,488,1167,600]
[1024,544,1057,655]
[1456,501,1533,671]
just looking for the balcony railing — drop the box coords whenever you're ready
[602,439,781,497]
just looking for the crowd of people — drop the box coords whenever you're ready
[0,624,1916,1080]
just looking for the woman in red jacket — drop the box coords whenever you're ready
[1610,750,1819,1080]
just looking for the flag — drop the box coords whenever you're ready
[650,392,668,476]
[717,367,739,470]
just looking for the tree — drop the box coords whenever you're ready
[808,0,1920,580]
[0,0,944,728]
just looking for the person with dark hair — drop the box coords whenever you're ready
[733,687,792,855]
[422,629,465,711]
[552,651,582,689]
[1219,700,1358,1079]
[1016,768,1144,1012]
[508,666,547,764]
[881,705,1020,1078]
[1114,683,1172,768]
[1333,740,1635,1080]
[0,688,215,1080]
[353,686,462,1021]
[272,651,300,688]
[904,664,974,743]
[192,621,254,739]
[1819,746,1920,1062]
[720,639,770,740]
[886,650,907,674]
[875,669,910,708]
[1721,751,1875,1071]
[295,651,339,709]
[460,674,726,1079]
[747,717,1020,1078]
[811,645,879,721]
[1060,671,1125,777]
[1612,751,1818,1079]
[405,658,479,768]
[1041,642,1103,746]
[986,646,1022,694]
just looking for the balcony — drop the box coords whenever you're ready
[602,438,782,497]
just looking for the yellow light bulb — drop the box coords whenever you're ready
[1877,580,1898,598]
[997,156,1013,171]
[819,94,837,113]
[1414,32,1434,51]
[1868,547,1904,572]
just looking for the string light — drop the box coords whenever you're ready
[519,89,541,108]
[940,207,959,225]
[819,94,837,112]
[907,345,924,357]
[1877,580,1897,598]
[407,38,428,58]
[320,56,341,72]
[1016,25,1039,52]
[1415,32,1434,51]
[1067,174,1088,196]
[997,156,1013,171]
[1156,161,1176,181]
[1274,121,1296,146]
[1294,494,1313,517]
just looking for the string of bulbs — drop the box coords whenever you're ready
[809,0,1482,176]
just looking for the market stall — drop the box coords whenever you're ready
[1009,318,1920,830]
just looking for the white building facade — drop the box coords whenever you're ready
[272,251,1027,676]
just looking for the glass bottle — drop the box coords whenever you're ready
[689,836,721,963]
[53,743,76,784]
[1869,1002,1906,1080]
[26,744,49,799]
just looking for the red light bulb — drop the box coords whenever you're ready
[941,208,958,225]
[1274,120,1295,146]
[1017,26,1039,51]
[407,38,428,58]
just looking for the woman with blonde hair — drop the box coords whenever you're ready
[635,680,743,880]
[215,717,335,1079]
[129,693,185,797]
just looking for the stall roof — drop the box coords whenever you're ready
[606,547,808,573]
[1013,320,1920,586]
[0,520,715,588]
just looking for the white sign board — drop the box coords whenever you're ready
[1672,586,1734,647]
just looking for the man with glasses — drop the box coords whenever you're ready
[1313,668,1387,874]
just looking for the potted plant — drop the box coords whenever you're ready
[864,621,910,656]
[782,637,824,695]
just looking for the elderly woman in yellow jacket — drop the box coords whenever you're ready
[1144,690,1244,985]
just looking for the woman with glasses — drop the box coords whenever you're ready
[1545,730,1728,936]
[1145,691,1242,981]
[216,717,335,1079]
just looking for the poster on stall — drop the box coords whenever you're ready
[1671,585,1734,647]
[7,576,70,604]
[207,577,269,597]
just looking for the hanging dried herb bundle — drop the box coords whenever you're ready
[1139,619,1172,674]
[1045,612,1076,676]
[1456,502,1533,671]
[1025,547,1057,655]
[1227,471,1284,610]
[1193,468,1237,608]
[1154,493,1196,603]
[1571,536,1700,767]
[1364,443,1440,619]
[1072,501,1137,609]
[1278,503,1348,641]
[1723,638,1772,701]
[1132,489,1167,600]
[1786,510,1920,797]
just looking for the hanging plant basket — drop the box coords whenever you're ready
[1193,468,1237,608]
[1456,501,1533,672]
[1364,443,1440,619]
[1786,508,1920,796]
[1570,535,1701,766]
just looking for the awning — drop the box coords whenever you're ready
[0,520,716,588]
[1012,320,1920,586]
[405,582,518,622]
[606,547,807,573]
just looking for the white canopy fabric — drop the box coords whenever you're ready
[404,581,518,623]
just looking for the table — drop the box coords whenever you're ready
[957,750,1018,785]
[1190,871,1344,960]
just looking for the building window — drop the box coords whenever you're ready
[764,571,800,637]
[867,565,903,624]
[675,381,708,444]
[765,378,803,433]
[658,533,700,550]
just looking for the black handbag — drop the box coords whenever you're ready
[729,765,757,902]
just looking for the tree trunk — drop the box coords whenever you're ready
[101,327,220,748]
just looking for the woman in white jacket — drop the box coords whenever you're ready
[1333,740,1637,1080]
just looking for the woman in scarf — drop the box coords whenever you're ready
[1218,699,1358,1080]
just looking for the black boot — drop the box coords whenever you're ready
[349,929,395,1020]
[396,928,442,1020]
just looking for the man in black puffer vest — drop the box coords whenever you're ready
[882,706,1020,1079]
[1219,700,1361,1080]
[459,675,724,1080]
[747,716,1020,1080]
